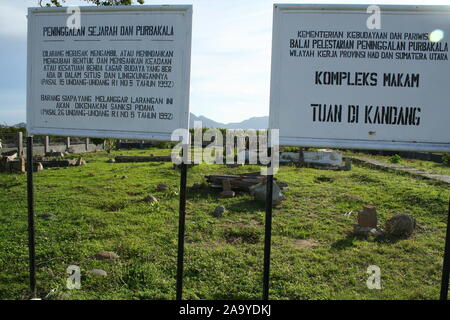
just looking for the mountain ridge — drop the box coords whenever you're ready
[2,116,268,130]
[189,113,268,129]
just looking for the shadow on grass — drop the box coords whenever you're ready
[227,200,263,213]
[331,232,404,250]
[331,235,357,251]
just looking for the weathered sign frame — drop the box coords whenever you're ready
[27,5,192,141]
[25,5,192,300]
[265,3,450,301]
[269,4,450,152]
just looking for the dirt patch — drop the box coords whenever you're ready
[291,238,319,249]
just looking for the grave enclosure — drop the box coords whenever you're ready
[22,4,450,300]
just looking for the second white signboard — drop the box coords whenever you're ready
[269,4,450,151]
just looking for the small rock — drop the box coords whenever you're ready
[93,251,119,260]
[156,183,169,191]
[357,205,378,228]
[89,269,107,277]
[121,175,128,179]
[220,190,235,198]
[38,213,55,220]
[88,173,96,177]
[107,158,115,163]
[213,205,226,218]
[144,194,158,203]
[385,213,416,237]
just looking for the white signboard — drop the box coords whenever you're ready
[27,5,192,141]
[269,4,450,152]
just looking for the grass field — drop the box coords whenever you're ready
[0,148,449,300]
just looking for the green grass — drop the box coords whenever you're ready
[0,148,449,300]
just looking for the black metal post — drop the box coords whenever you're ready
[440,197,450,300]
[263,147,274,300]
[176,161,188,300]
[26,136,36,298]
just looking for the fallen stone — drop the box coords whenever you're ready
[357,205,378,228]
[213,205,226,218]
[4,153,17,162]
[89,269,107,277]
[121,175,128,179]
[107,158,115,163]
[249,182,285,206]
[39,159,77,168]
[385,213,416,237]
[45,152,65,158]
[1,150,18,157]
[144,194,158,203]
[88,173,96,177]
[156,183,169,191]
[220,190,235,198]
[353,225,384,237]
[93,251,119,260]
[36,162,44,172]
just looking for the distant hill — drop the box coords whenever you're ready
[4,116,268,130]
[189,113,268,130]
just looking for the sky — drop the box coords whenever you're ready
[0,0,449,125]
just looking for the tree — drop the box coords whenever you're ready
[39,0,144,7]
